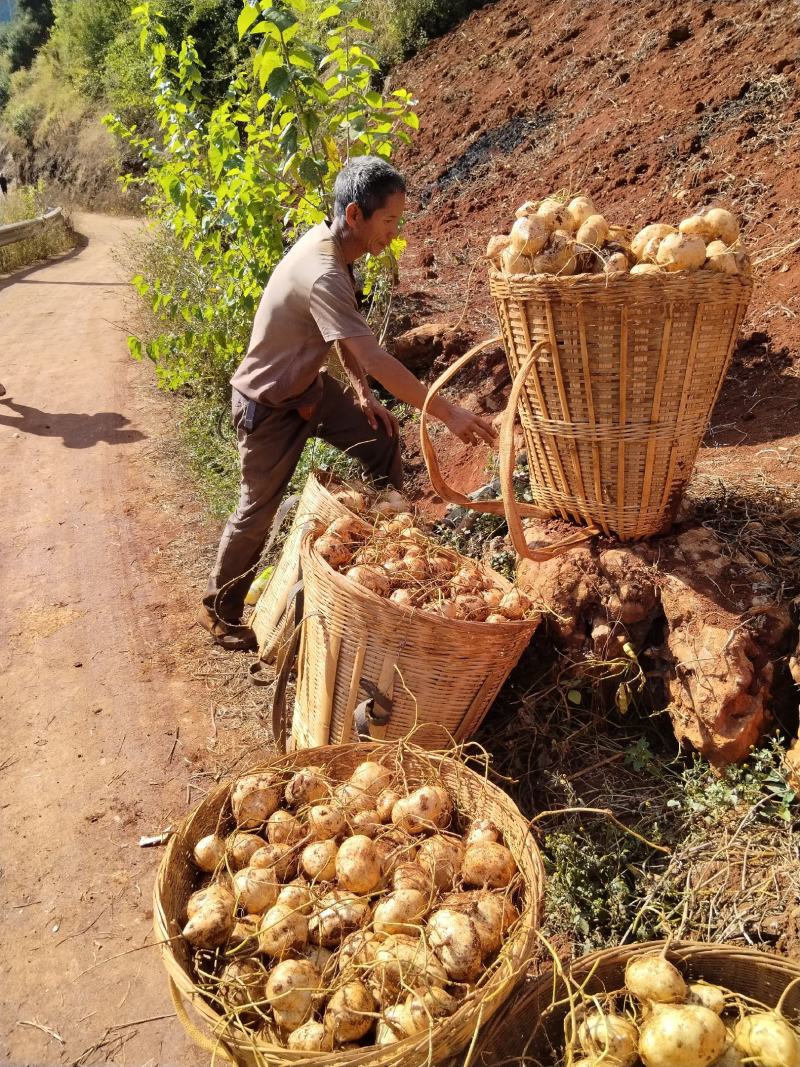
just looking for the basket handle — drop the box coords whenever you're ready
[269,575,305,754]
[168,978,241,1064]
[420,336,554,520]
[499,345,599,561]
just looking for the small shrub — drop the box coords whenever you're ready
[180,399,241,520]
[49,0,132,100]
[381,0,494,60]
[5,99,44,141]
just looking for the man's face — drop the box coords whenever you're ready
[349,190,406,256]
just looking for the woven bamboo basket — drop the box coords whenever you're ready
[250,473,357,664]
[154,741,546,1067]
[467,939,800,1066]
[292,532,539,750]
[421,271,753,557]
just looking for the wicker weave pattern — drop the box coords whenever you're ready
[250,474,351,662]
[153,742,546,1067]
[490,269,753,539]
[294,534,538,750]
[470,939,800,1065]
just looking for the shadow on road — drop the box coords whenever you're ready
[0,396,147,448]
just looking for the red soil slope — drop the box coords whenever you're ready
[391,0,800,502]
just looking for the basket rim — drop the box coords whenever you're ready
[487,263,755,290]
[557,938,800,976]
[302,532,539,634]
[154,742,546,1064]
[471,938,800,1063]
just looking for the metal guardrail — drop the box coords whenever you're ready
[0,206,63,249]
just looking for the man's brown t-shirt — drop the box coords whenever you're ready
[230,222,373,409]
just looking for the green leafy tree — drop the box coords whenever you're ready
[389,0,491,57]
[0,0,53,71]
[105,0,417,401]
[178,0,247,87]
[49,0,130,98]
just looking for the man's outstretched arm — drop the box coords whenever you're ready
[339,334,497,447]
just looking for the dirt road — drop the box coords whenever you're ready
[0,215,220,1066]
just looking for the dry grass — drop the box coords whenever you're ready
[684,471,800,600]
[475,640,799,957]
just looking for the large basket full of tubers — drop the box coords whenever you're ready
[468,939,800,1067]
[424,196,753,550]
[154,742,546,1067]
[291,516,540,750]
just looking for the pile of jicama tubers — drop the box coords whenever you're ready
[562,950,800,1067]
[313,510,535,624]
[487,194,751,278]
[182,758,523,1051]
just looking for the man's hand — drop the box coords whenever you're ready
[440,401,498,447]
[359,391,399,438]
[338,335,494,446]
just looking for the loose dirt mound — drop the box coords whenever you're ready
[392,0,800,501]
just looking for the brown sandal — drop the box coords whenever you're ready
[213,629,258,652]
[196,606,257,652]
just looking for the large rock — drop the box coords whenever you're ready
[518,523,794,766]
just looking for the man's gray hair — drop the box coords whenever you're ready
[333,156,406,220]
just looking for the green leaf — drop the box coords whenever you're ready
[237,4,260,36]
[318,4,341,19]
[262,5,298,32]
[322,135,341,166]
[298,156,325,188]
[288,45,315,70]
[128,336,144,361]
[567,690,582,705]
[280,124,298,159]
[254,48,284,91]
[266,65,292,100]
[389,236,407,259]
[347,15,373,31]
[250,19,280,38]
[401,112,420,130]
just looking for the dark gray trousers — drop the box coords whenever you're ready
[204,373,402,622]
